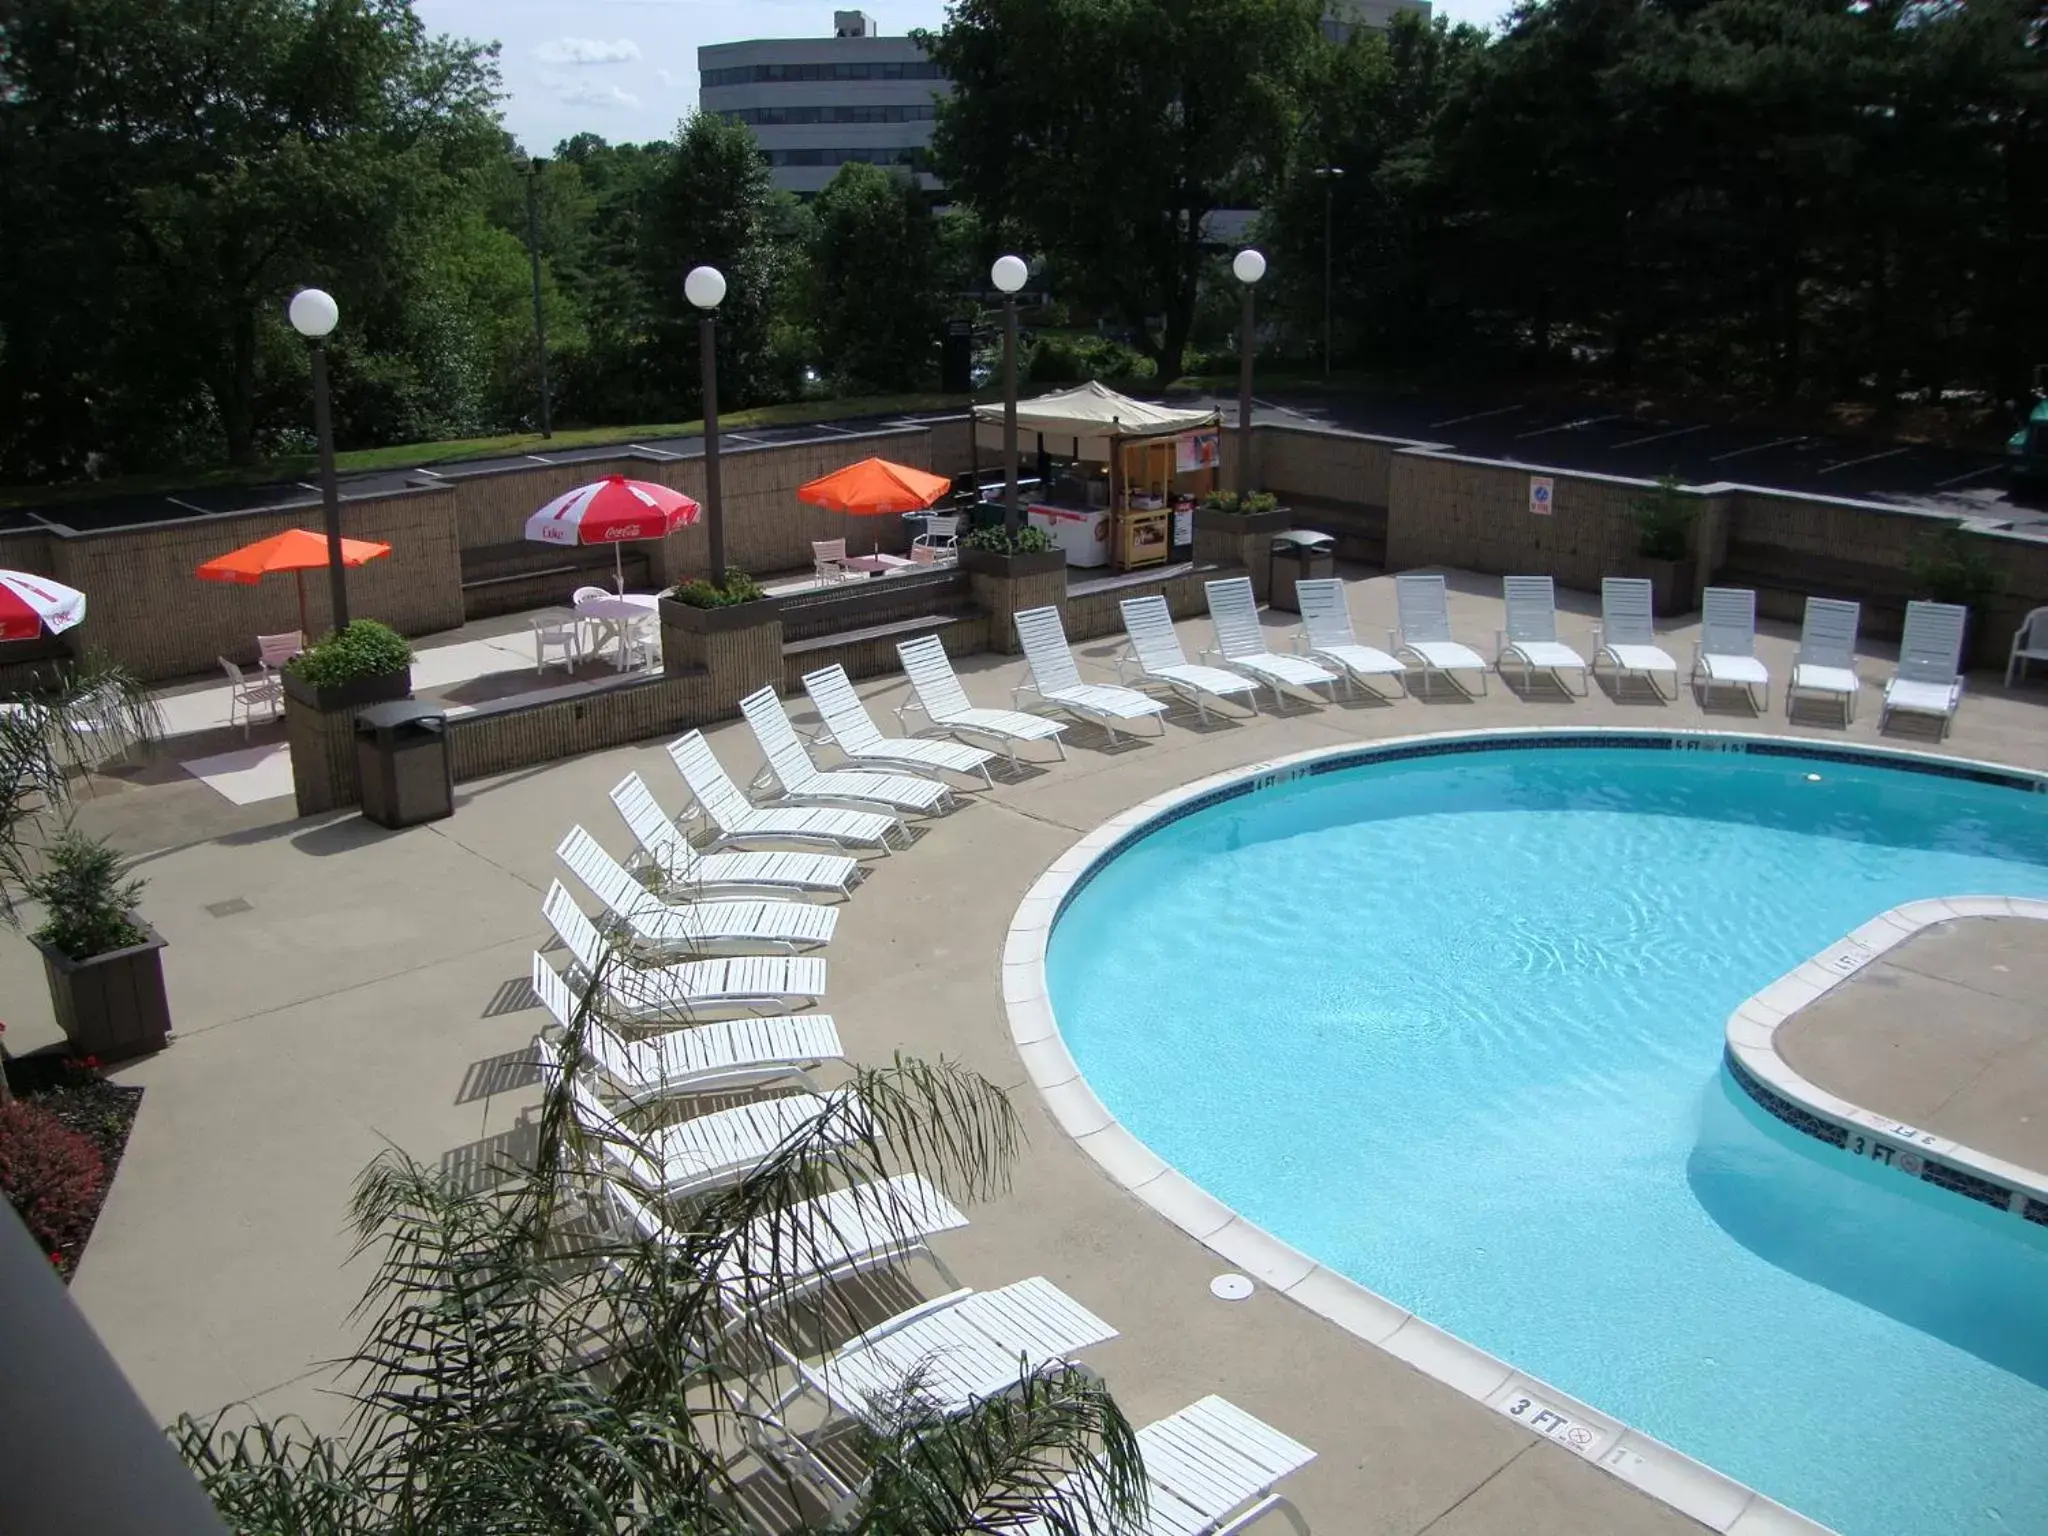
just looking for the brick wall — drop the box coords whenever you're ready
[783,611,991,691]
[1062,563,1219,643]
[447,671,720,783]
[1260,425,1413,514]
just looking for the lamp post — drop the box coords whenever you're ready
[991,254,1028,535]
[522,155,554,439]
[288,287,350,633]
[1312,166,1344,380]
[686,265,729,587]
[1232,248,1266,496]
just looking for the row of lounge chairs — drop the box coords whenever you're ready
[529,693,1318,1531]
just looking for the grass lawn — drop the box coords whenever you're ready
[0,392,975,510]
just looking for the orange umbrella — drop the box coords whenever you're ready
[196,528,393,638]
[797,457,952,554]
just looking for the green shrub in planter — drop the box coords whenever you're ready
[1629,475,1697,561]
[666,571,767,609]
[959,524,1054,556]
[1200,490,1279,516]
[25,833,146,962]
[1906,525,1999,612]
[286,620,413,690]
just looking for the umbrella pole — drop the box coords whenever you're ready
[295,571,310,640]
[613,542,625,595]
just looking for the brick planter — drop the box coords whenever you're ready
[1194,505,1293,602]
[660,595,783,698]
[964,550,1070,654]
[1632,557,1698,617]
[36,924,171,1063]
[283,666,415,816]
[959,547,1068,580]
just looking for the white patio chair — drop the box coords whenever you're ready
[2007,605,2048,688]
[1292,578,1405,700]
[1786,597,1862,724]
[1591,577,1679,700]
[1201,576,1339,706]
[1012,604,1167,741]
[1495,575,1590,695]
[802,663,995,787]
[1882,600,1968,738]
[669,732,904,854]
[1390,573,1489,698]
[912,514,960,556]
[1017,1395,1318,1536]
[255,630,304,669]
[598,1171,965,1326]
[1691,586,1771,711]
[752,1276,1118,1503]
[556,825,837,956]
[544,882,827,1022]
[219,657,283,739]
[532,953,840,1108]
[533,613,582,674]
[739,687,951,818]
[609,772,862,900]
[1115,594,1260,723]
[895,635,1069,765]
[813,538,854,585]
[566,1072,865,1204]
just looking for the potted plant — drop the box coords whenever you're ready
[657,570,773,634]
[1194,489,1291,535]
[24,832,170,1062]
[957,523,1066,578]
[1628,475,1699,616]
[282,619,414,710]
[1906,525,1999,660]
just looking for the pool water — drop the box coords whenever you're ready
[1047,745,2048,1536]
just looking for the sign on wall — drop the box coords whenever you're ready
[1178,430,1220,473]
[1529,475,1554,516]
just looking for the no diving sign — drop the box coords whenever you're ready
[1529,476,1554,516]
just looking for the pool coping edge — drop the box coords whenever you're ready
[1004,725,2048,1536]
[1726,899,2048,1216]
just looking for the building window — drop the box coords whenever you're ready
[702,61,945,88]
[719,103,935,127]
[762,146,930,170]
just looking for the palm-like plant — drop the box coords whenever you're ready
[173,952,1148,1536]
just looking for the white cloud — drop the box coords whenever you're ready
[547,76,643,109]
[656,67,677,88]
[533,36,641,65]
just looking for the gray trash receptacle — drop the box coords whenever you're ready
[355,700,453,829]
[1269,529,1336,613]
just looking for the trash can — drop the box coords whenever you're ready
[355,700,453,829]
[1268,529,1336,613]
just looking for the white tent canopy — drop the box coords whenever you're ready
[972,381,1220,460]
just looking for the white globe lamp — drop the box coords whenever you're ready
[991,254,1028,295]
[1232,249,1267,286]
[288,288,339,339]
[684,265,727,311]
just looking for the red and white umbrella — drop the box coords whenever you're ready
[524,476,701,592]
[0,570,86,641]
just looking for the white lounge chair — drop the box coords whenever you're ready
[1691,587,1771,711]
[1391,573,1488,698]
[895,635,1069,765]
[1017,1395,1318,1536]
[544,882,826,1022]
[755,1276,1118,1502]
[1201,576,1339,705]
[2007,606,2048,688]
[669,732,904,854]
[739,687,951,819]
[1882,600,1968,738]
[1495,575,1589,695]
[1012,604,1168,741]
[1292,578,1405,700]
[1115,594,1260,723]
[556,825,836,956]
[531,953,841,1109]
[1786,597,1862,724]
[801,663,996,787]
[567,1073,865,1204]
[610,773,861,900]
[601,1171,966,1324]
[1591,577,1679,700]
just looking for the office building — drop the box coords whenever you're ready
[1324,0,1433,41]
[698,12,949,197]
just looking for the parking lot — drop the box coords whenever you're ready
[1232,392,2045,526]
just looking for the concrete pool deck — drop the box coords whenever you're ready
[22,568,2048,1535]
[1776,915,2048,1179]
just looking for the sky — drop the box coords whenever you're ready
[412,0,1515,156]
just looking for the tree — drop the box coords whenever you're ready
[809,164,945,394]
[173,960,1147,1534]
[924,0,1325,382]
[0,0,502,474]
[643,112,797,416]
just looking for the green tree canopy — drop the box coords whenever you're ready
[809,163,944,394]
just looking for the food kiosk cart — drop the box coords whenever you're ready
[970,382,1222,572]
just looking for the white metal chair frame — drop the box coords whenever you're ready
[1493,575,1591,696]
[2007,605,2048,688]
[1590,577,1680,701]
[1389,573,1489,699]
[1785,596,1862,725]
[1690,586,1771,712]
[533,613,583,674]
[219,657,283,739]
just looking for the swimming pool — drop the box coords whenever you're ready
[1043,738,2048,1536]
